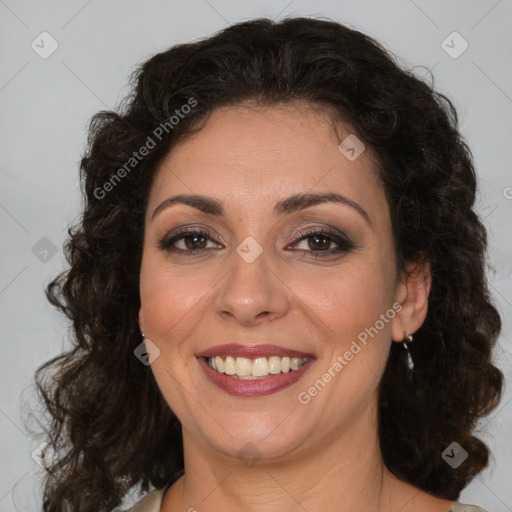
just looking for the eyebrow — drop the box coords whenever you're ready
[151,192,371,225]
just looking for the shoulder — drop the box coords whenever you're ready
[123,487,166,512]
[450,503,490,512]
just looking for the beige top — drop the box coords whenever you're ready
[125,487,490,512]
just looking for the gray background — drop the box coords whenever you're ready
[1,0,511,510]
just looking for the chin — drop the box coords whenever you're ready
[197,414,312,463]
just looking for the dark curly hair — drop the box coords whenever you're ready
[33,16,503,511]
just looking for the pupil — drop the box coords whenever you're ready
[309,235,329,250]
[185,235,206,250]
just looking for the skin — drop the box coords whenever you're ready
[138,101,455,512]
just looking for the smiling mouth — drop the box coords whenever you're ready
[205,355,310,379]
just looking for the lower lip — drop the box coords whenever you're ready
[198,357,315,397]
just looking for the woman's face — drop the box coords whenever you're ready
[139,102,420,462]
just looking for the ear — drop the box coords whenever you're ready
[390,259,432,342]
[138,308,144,334]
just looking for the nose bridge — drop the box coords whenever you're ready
[214,240,290,325]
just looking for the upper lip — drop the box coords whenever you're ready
[196,343,315,359]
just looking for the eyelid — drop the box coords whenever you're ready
[163,225,224,242]
[286,223,353,244]
[287,226,355,253]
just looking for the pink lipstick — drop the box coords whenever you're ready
[197,344,315,397]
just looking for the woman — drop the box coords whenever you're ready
[35,17,503,512]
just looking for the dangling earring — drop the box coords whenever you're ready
[403,334,414,371]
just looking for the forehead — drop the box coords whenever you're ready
[148,102,386,219]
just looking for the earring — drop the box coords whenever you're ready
[403,334,414,371]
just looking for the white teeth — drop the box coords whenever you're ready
[215,355,224,373]
[224,356,236,375]
[235,357,252,376]
[268,356,282,374]
[206,355,309,378]
[252,357,269,377]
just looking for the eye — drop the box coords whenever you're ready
[159,228,222,255]
[289,228,355,257]
[159,227,355,258]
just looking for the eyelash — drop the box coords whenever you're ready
[159,227,355,258]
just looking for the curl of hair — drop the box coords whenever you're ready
[34,17,503,511]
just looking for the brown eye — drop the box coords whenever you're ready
[307,234,332,251]
[159,229,221,255]
[290,228,355,258]
[183,234,208,250]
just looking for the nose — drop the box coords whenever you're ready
[214,248,291,326]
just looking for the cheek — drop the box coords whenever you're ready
[139,260,217,349]
[293,261,392,338]
[286,257,395,389]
